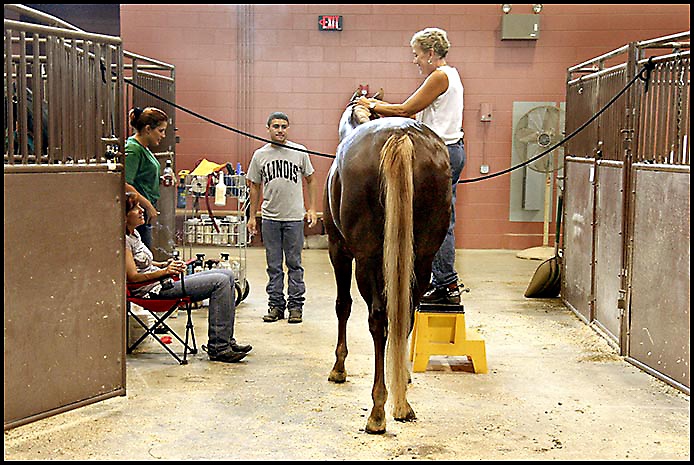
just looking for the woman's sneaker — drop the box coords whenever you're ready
[421,283,461,304]
[208,348,247,363]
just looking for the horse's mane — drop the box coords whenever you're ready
[350,102,373,125]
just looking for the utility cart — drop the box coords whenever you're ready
[180,164,250,305]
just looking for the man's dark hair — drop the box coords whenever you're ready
[267,112,289,127]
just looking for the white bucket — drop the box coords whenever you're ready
[128,303,157,351]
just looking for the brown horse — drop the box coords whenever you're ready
[323,92,452,433]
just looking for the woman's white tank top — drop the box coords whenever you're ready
[415,65,464,145]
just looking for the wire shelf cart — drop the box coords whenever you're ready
[181,172,250,305]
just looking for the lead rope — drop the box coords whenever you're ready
[122,59,655,184]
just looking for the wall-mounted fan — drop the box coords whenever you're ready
[510,102,565,258]
[514,105,563,177]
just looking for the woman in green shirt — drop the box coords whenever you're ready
[125,106,168,249]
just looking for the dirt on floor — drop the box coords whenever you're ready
[4,248,690,460]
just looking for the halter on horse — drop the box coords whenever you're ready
[323,90,452,433]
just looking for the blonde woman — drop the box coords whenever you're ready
[358,27,466,304]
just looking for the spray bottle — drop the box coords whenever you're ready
[161,159,175,187]
[219,253,231,271]
[215,173,226,206]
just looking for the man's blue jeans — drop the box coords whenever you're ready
[431,139,466,288]
[262,219,306,311]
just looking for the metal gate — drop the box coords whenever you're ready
[563,32,690,393]
[4,5,126,429]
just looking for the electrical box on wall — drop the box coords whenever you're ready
[480,103,492,122]
[501,14,540,40]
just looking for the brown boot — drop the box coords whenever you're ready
[263,307,284,322]
[288,308,303,324]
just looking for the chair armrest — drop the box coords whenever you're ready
[127,278,160,290]
[128,259,193,296]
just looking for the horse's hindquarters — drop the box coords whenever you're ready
[328,114,452,434]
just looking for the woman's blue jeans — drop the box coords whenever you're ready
[262,219,306,311]
[431,139,466,288]
[158,269,237,356]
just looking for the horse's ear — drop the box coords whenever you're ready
[349,87,361,102]
[373,88,384,100]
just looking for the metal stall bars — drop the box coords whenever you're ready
[564,32,690,393]
[4,5,126,430]
[564,44,631,345]
[4,5,124,164]
[124,51,177,261]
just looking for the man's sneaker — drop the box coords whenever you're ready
[421,282,461,304]
[263,307,285,322]
[288,308,303,324]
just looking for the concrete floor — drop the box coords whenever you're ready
[4,247,690,460]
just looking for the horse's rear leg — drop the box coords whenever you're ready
[366,306,388,434]
[328,243,353,383]
[354,258,388,434]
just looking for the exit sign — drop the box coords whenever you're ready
[318,15,342,31]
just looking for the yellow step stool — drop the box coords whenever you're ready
[409,303,487,373]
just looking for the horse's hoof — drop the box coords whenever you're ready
[328,370,346,383]
[394,403,417,422]
[365,417,386,434]
[394,410,417,422]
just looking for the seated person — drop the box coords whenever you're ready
[124,192,251,363]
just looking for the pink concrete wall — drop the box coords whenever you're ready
[120,4,690,249]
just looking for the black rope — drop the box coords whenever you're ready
[458,59,655,184]
[126,79,337,159]
[123,59,654,184]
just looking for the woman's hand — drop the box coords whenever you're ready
[164,259,186,276]
[356,97,374,108]
[145,204,159,223]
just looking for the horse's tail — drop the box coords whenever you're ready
[379,132,415,419]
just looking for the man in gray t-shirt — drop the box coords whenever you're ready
[247,112,317,323]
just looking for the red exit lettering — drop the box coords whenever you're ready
[318,15,342,31]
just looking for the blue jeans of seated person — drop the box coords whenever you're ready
[431,139,466,289]
[158,269,237,356]
[262,219,305,311]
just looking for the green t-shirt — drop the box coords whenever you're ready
[125,136,160,204]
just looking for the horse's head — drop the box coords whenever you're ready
[338,87,385,142]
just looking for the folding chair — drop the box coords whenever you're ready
[126,272,198,365]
